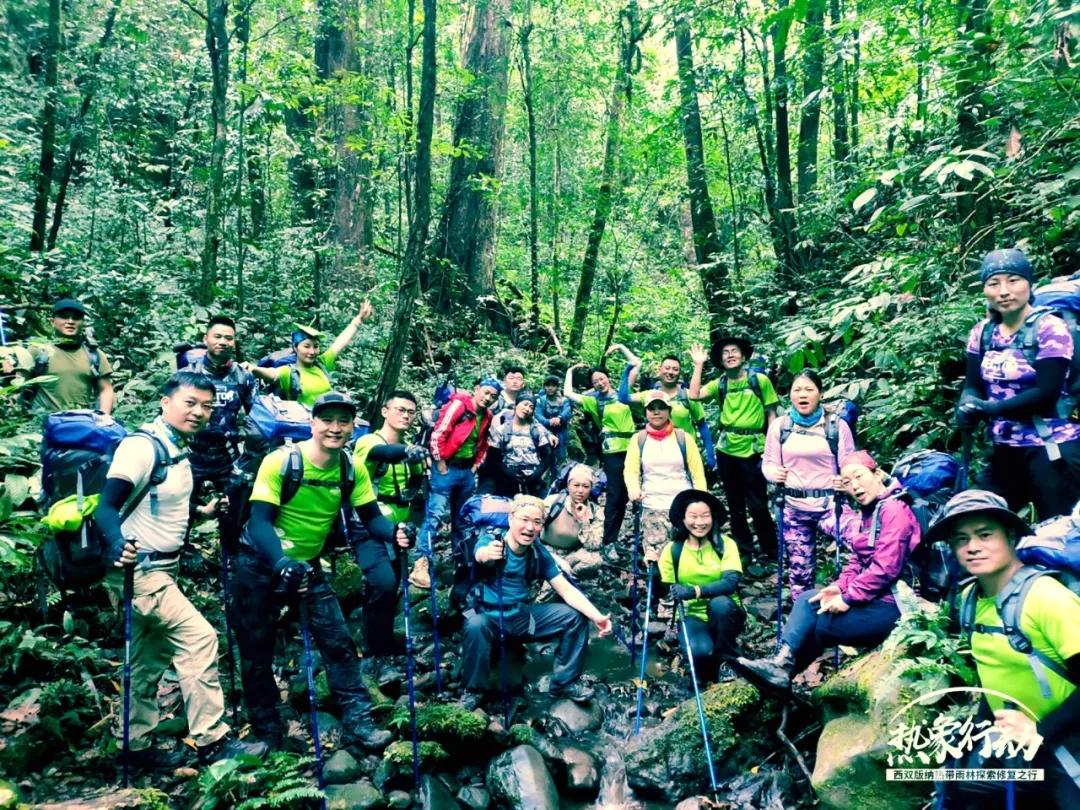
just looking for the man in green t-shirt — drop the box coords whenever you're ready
[353,390,428,659]
[229,392,410,753]
[615,345,708,434]
[564,361,636,549]
[688,337,778,561]
[24,297,115,414]
[925,490,1080,807]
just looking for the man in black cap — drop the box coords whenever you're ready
[687,337,779,563]
[228,391,410,752]
[25,297,115,414]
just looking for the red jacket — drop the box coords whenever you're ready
[429,392,492,466]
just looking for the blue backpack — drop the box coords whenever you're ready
[248,395,312,445]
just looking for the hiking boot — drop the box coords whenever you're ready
[125,745,188,773]
[734,644,795,692]
[409,555,431,589]
[549,680,594,703]
[197,734,269,766]
[342,715,393,752]
[458,690,485,711]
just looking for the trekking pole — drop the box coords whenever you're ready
[219,547,239,723]
[629,502,642,666]
[428,550,443,695]
[677,598,719,799]
[831,461,843,671]
[299,600,327,810]
[496,562,511,728]
[773,488,786,646]
[633,562,654,736]
[398,546,420,786]
[121,563,134,788]
[957,429,974,492]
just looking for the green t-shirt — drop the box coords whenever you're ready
[964,576,1080,720]
[658,535,743,621]
[701,373,778,458]
[630,389,705,434]
[275,349,338,408]
[353,432,423,523]
[29,341,114,414]
[580,393,636,454]
[454,414,483,462]
[250,441,376,562]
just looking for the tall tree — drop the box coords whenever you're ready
[519,0,541,339]
[428,0,512,311]
[829,0,849,167]
[372,0,436,414]
[955,0,995,255]
[796,0,825,201]
[772,0,801,283]
[29,0,61,253]
[199,0,230,303]
[568,1,649,352]
[317,0,372,275]
[673,14,726,345]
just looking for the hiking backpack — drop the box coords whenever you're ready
[890,449,962,600]
[248,394,312,445]
[547,462,606,500]
[714,372,768,418]
[415,379,460,449]
[958,565,1078,699]
[256,348,331,402]
[1014,509,1080,594]
[38,412,175,589]
[173,342,208,370]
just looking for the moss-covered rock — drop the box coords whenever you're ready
[383,739,448,768]
[623,679,777,801]
[388,703,487,746]
[812,715,929,810]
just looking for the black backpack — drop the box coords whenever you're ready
[39,430,175,590]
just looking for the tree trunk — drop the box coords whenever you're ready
[718,109,741,281]
[674,15,726,346]
[569,1,648,352]
[796,0,825,202]
[955,0,995,255]
[519,2,541,340]
[45,0,121,251]
[830,0,849,167]
[427,0,512,312]
[850,9,860,158]
[772,0,801,283]
[199,0,229,304]
[29,0,61,253]
[371,0,436,418]
[317,0,372,278]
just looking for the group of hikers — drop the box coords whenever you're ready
[4,246,1079,807]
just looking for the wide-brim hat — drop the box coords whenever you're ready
[712,336,754,363]
[924,489,1030,545]
[669,489,727,530]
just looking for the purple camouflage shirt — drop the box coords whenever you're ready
[965,314,1080,448]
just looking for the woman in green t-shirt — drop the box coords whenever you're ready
[659,489,746,683]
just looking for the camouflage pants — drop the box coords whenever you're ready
[781,506,831,601]
[638,506,673,564]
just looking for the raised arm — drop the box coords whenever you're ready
[687,342,708,401]
[327,299,374,358]
[563,363,587,405]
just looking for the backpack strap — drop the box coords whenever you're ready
[671,540,684,583]
[279,445,305,506]
[85,344,102,380]
[778,413,794,446]
[635,429,690,485]
[130,429,183,518]
[544,492,567,528]
[747,372,763,403]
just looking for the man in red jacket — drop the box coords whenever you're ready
[409,378,502,588]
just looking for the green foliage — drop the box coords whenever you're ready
[387,702,487,745]
[37,679,97,745]
[382,739,448,767]
[194,752,324,810]
[885,603,977,689]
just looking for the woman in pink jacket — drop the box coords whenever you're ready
[762,370,855,601]
[735,450,920,691]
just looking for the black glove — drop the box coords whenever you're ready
[670,584,696,602]
[404,445,429,464]
[274,558,312,596]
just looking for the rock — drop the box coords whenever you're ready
[0,781,18,810]
[674,799,709,810]
[32,789,169,809]
[456,784,490,809]
[810,642,943,810]
[623,680,777,801]
[387,790,412,809]
[316,711,344,745]
[486,745,559,810]
[324,748,363,784]
[747,600,778,622]
[548,698,602,733]
[560,745,599,798]
[325,779,385,810]
[420,773,461,809]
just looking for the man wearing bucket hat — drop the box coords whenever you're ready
[925,489,1080,808]
[687,336,779,562]
[25,297,115,414]
[228,392,410,752]
[249,300,373,408]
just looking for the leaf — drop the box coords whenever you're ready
[852,188,877,211]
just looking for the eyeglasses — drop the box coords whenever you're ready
[390,406,417,416]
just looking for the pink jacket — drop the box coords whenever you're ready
[834,482,921,605]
